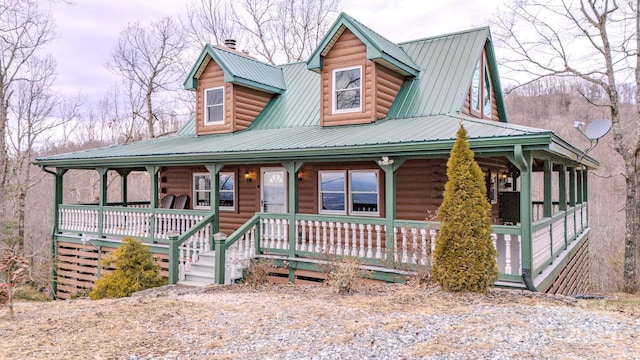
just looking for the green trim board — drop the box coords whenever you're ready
[307,12,419,76]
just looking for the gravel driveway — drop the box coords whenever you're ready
[1,284,639,359]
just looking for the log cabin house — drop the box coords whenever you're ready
[35,13,597,299]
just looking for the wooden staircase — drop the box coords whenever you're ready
[179,251,217,286]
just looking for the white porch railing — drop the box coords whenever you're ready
[59,206,100,233]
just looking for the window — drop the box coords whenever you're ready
[204,87,224,124]
[218,172,235,210]
[333,66,361,113]
[319,171,346,214]
[483,65,492,117]
[349,171,379,215]
[318,170,379,216]
[471,60,481,113]
[192,172,235,210]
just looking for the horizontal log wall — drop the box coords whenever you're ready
[56,241,169,300]
[375,64,405,119]
[233,85,272,131]
[196,60,233,135]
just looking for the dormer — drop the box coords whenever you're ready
[307,13,419,127]
[184,44,286,135]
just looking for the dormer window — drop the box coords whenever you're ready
[471,60,481,113]
[333,66,361,113]
[204,87,224,124]
[483,66,492,117]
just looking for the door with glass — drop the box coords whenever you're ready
[260,168,287,213]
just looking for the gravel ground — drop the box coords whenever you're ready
[1,283,639,359]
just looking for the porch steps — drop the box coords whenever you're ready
[180,251,217,286]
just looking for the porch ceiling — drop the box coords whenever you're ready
[34,113,597,169]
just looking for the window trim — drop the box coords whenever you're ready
[218,171,236,211]
[332,65,362,114]
[318,169,380,217]
[470,60,481,115]
[483,64,492,118]
[318,170,347,215]
[204,86,224,125]
[192,171,236,211]
[348,170,380,217]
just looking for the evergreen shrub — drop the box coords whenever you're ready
[432,124,498,292]
[89,237,166,300]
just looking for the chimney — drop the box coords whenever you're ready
[224,39,236,50]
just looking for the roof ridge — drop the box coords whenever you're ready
[398,27,490,46]
[210,44,282,70]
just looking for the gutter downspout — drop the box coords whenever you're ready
[511,146,537,292]
[41,166,60,300]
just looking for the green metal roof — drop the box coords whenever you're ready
[307,13,419,77]
[387,28,495,119]
[36,114,586,168]
[184,44,286,94]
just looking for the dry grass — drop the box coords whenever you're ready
[0,284,639,359]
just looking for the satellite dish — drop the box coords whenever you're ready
[584,119,612,140]
[574,118,612,160]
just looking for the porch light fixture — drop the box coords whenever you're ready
[297,172,303,181]
[244,171,252,182]
[378,156,394,166]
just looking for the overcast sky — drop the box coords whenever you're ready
[47,0,506,108]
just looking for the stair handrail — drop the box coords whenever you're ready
[164,212,217,284]
[214,213,262,284]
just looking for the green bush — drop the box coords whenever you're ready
[432,124,498,292]
[89,237,166,300]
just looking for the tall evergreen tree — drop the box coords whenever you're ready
[432,124,497,292]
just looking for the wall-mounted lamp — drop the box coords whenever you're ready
[244,171,252,182]
[377,156,394,166]
[297,172,303,181]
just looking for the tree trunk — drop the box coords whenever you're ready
[623,155,640,293]
[146,88,154,138]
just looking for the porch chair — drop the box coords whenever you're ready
[172,194,189,209]
[160,194,175,209]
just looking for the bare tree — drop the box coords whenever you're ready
[107,16,187,139]
[5,55,84,252]
[492,0,640,292]
[183,0,339,64]
[0,0,55,213]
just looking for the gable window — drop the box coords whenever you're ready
[193,172,235,210]
[333,66,361,113]
[204,87,224,124]
[471,60,481,113]
[319,170,379,216]
[483,65,492,117]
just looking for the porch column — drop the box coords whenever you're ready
[576,169,583,204]
[543,160,553,218]
[97,167,108,238]
[51,168,67,300]
[283,161,304,261]
[378,157,405,264]
[146,166,160,241]
[117,169,132,205]
[568,167,576,207]
[558,164,567,250]
[582,170,589,227]
[511,146,534,288]
[204,164,223,235]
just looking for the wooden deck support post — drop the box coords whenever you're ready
[168,234,179,284]
[50,168,67,299]
[205,164,223,242]
[214,232,227,284]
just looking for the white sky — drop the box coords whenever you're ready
[47,0,506,108]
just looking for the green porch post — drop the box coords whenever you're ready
[511,146,533,287]
[146,166,160,241]
[558,164,567,249]
[97,167,108,238]
[283,161,304,283]
[582,170,588,227]
[204,164,223,246]
[543,160,553,218]
[576,169,583,204]
[168,234,179,284]
[379,157,404,264]
[51,168,67,299]
[118,169,132,206]
[568,167,576,207]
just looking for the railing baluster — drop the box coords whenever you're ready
[401,227,409,263]
[375,225,382,259]
[366,224,373,259]
[299,220,307,251]
[314,221,321,253]
[329,222,335,255]
[420,228,427,265]
[411,228,419,264]
[336,222,343,256]
[504,233,512,275]
[322,221,328,253]
[358,224,365,258]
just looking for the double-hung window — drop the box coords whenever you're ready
[318,170,379,216]
[204,87,224,124]
[193,172,235,210]
[333,66,361,113]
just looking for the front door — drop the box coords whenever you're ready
[261,168,287,213]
